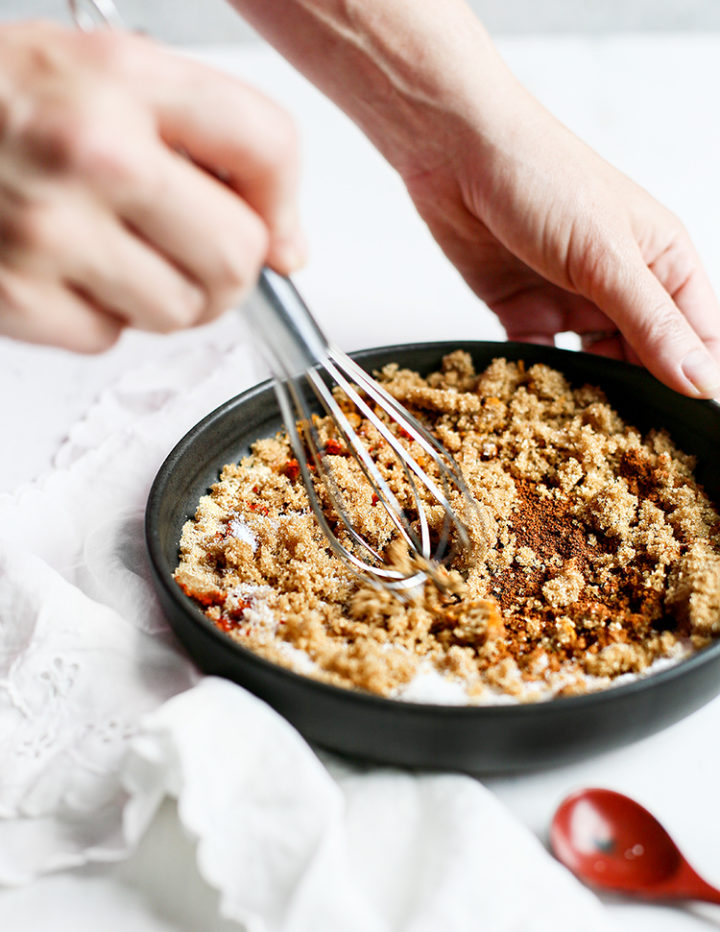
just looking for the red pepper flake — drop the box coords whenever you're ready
[398,427,413,440]
[216,619,249,636]
[177,579,227,608]
[371,493,379,507]
[215,600,250,633]
[227,601,250,622]
[249,502,269,516]
[252,485,259,494]
[325,438,349,457]
[280,458,300,481]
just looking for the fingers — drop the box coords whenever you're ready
[16,99,277,330]
[586,245,720,398]
[580,332,627,362]
[153,65,306,274]
[113,147,271,321]
[0,196,207,333]
[487,246,720,396]
[495,285,612,341]
[647,232,720,366]
[488,271,619,347]
[673,272,720,364]
[107,36,306,274]
[65,216,207,332]
[0,269,122,353]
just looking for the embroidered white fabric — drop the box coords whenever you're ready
[0,339,611,930]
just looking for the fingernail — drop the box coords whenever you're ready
[273,231,308,274]
[681,347,720,397]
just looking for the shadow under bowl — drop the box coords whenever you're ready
[145,341,720,773]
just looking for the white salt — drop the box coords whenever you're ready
[228,518,258,552]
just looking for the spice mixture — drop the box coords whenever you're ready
[175,353,720,704]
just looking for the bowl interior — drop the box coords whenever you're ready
[152,339,720,570]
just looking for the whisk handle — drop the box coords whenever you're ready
[242,268,331,379]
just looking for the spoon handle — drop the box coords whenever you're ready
[664,862,720,905]
[688,880,720,906]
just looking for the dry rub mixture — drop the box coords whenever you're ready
[175,353,720,704]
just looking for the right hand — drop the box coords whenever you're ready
[0,22,305,352]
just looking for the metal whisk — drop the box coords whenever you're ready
[245,270,476,591]
[68,0,477,590]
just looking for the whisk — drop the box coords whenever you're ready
[245,270,476,591]
[68,0,477,590]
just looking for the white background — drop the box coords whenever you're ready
[1,26,720,932]
[2,0,720,43]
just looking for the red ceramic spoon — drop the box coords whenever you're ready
[550,788,720,905]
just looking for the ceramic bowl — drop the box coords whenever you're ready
[145,341,720,772]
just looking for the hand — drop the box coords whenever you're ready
[402,80,720,399]
[0,22,305,352]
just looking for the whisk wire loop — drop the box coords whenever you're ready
[311,361,432,556]
[327,350,471,560]
[276,373,428,589]
[243,269,477,591]
[341,352,472,508]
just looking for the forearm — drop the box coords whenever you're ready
[232,1,720,398]
[229,0,518,177]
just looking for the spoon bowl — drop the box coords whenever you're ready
[551,788,720,904]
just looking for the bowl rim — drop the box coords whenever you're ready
[145,339,720,718]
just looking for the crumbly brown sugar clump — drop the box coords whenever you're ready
[175,353,720,704]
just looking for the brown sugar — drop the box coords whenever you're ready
[174,353,720,704]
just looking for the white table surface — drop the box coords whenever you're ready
[2,34,720,932]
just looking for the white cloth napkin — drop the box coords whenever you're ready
[0,338,611,930]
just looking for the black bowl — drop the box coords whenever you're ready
[145,341,720,773]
